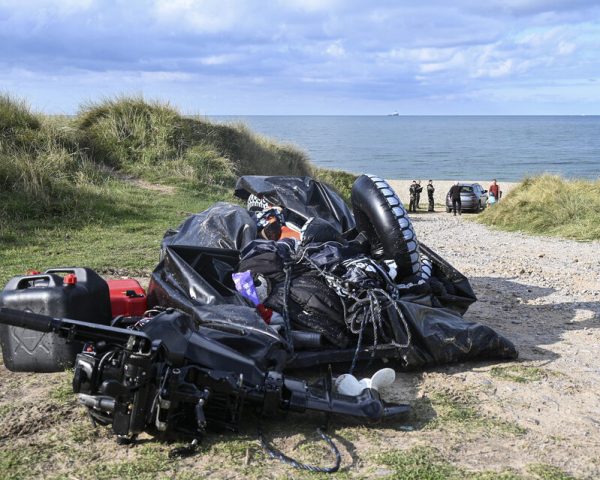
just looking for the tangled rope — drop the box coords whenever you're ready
[294,243,413,374]
[258,426,341,473]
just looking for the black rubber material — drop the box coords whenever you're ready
[351,174,421,278]
[420,254,433,281]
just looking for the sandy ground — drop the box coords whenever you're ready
[385,209,600,478]
[387,179,517,204]
[1,190,600,478]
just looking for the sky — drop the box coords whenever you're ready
[1,0,599,115]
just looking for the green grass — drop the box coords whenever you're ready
[476,175,600,241]
[375,446,521,480]
[0,179,228,285]
[423,391,526,436]
[0,444,53,480]
[527,464,577,480]
[490,365,556,384]
[76,444,173,480]
[49,371,76,404]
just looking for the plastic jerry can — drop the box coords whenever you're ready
[106,279,147,317]
[0,267,112,372]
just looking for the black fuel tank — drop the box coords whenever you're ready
[0,267,111,372]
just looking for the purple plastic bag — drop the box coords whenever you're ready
[232,271,260,306]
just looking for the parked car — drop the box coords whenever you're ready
[446,183,488,213]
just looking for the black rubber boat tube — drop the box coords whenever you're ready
[351,174,421,279]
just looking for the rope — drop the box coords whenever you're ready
[281,263,294,355]
[294,246,413,373]
[258,426,341,474]
[349,313,367,375]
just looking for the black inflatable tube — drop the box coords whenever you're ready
[351,175,421,279]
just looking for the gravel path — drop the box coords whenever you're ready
[389,209,600,477]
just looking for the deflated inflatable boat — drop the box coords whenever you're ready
[152,174,517,370]
[0,174,517,472]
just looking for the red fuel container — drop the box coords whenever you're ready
[107,279,147,317]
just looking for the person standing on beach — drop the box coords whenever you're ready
[448,182,462,216]
[415,180,423,209]
[408,181,417,212]
[489,179,501,202]
[427,180,435,212]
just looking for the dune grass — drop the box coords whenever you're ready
[0,95,106,224]
[0,93,354,283]
[76,96,314,181]
[476,175,600,241]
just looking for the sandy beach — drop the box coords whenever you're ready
[387,179,518,205]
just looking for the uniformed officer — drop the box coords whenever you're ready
[408,181,417,212]
[427,180,435,212]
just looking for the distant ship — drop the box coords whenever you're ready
[388,111,400,116]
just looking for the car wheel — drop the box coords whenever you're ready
[446,207,452,213]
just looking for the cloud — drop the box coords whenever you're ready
[277,0,342,13]
[325,41,345,57]
[0,0,599,113]
[153,0,245,33]
[198,54,241,66]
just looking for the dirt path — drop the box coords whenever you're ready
[389,210,600,478]
[1,210,599,479]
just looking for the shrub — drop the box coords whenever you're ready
[184,145,237,187]
[0,94,40,135]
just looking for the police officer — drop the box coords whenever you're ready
[427,180,435,212]
[448,181,462,216]
[408,181,417,212]
[415,180,423,209]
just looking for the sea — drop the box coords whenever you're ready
[212,116,600,182]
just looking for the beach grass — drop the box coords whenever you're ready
[476,174,600,241]
[0,94,355,284]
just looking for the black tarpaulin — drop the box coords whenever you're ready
[161,202,257,253]
[191,304,290,371]
[235,239,517,368]
[234,176,355,233]
[148,245,247,311]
